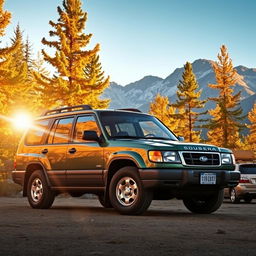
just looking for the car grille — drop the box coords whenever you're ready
[182,152,220,166]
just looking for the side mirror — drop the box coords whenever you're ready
[82,131,99,142]
[177,136,184,142]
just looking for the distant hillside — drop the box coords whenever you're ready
[102,59,256,114]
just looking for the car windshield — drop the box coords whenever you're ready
[99,111,178,141]
[239,164,256,174]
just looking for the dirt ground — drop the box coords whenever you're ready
[0,197,255,256]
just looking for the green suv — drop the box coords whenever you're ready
[12,105,240,215]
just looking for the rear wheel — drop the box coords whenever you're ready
[230,188,240,204]
[27,170,55,209]
[109,167,152,215]
[183,189,224,214]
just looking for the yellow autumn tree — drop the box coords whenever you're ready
[245,104,256,151]
[0,2,24,168]
[206,45,244,148]
[0,0,10,37]
[83,54,110,108]
[36,0,109,109]
[172,62,206,142]
[149,94,182,135]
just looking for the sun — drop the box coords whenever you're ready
[12,112,32,130]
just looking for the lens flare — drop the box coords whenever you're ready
[12,112,32,130]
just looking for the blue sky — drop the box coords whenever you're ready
[3,0,256,85]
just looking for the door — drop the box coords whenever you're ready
[42,117,74,187]
[66,115,104,187]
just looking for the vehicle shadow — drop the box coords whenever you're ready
[46,204,247,221]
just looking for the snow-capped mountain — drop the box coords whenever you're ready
[102,59,256,114]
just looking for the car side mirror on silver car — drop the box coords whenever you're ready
[177,136,184,141]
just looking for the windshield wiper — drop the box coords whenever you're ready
[144,137,175,141]
[111,135,144,139]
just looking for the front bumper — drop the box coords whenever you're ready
[139,168,240,189]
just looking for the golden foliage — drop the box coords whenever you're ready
[206,45,244,148]
[36,0,109,109]
[245,104,256,150]
[0,0,11,37]
[172,62,205,142]
[149,94,179,132]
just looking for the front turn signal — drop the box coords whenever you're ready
[148,151,163,162]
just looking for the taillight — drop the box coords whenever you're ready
[239,178,251,184]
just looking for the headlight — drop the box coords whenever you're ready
[149,151,181,163]
[221,153,232,165]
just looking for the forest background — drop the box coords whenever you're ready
[0,0,255,182]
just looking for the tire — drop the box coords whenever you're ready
[230,188,240,204]
[244,196,252,203]
[27,170,55,209]
[183,189,224,214]
[109,167,152,215]
[98,194,113,208]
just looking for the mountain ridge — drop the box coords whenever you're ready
[102,59,256,113]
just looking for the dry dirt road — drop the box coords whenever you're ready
[0,197,255,256]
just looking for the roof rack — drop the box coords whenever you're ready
[117,108,141,113]
[41,105,92,116]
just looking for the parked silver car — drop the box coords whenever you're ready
[225,164,256,203]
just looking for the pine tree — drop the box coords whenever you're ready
[149,94,179,133]
[36,0,109,108]
[24,36,34,74]
[172,62,206,142]
[6,25,32,112]
[83,54,110,108]
[245,104,256,151]
[206,45,244,148]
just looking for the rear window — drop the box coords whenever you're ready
[25,119,51,145]
[239,165,256,174]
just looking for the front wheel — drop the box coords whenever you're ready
[109,167,152,215]
[183,189,224,214]
[27,170,55,209]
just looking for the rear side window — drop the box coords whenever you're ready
[25,119,51,145]
[239,165,256,174]
[48,117,74,144]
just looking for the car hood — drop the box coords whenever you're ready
[110,138,230,153]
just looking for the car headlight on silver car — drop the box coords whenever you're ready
[148,151,181,163]
[221,153,233,164]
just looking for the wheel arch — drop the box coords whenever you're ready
[103,158,139,202]
[23,162,50,196]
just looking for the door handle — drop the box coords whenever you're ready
[41,149,48,154]
[68,148,77,154]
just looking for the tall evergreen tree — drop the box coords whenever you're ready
[7,25,31,112]
[206,45,244,148]
[172,62,205,142]
[24,36,34,74]
[245,104,256,151]
[36,0,109,108]
[83,54,110,108]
